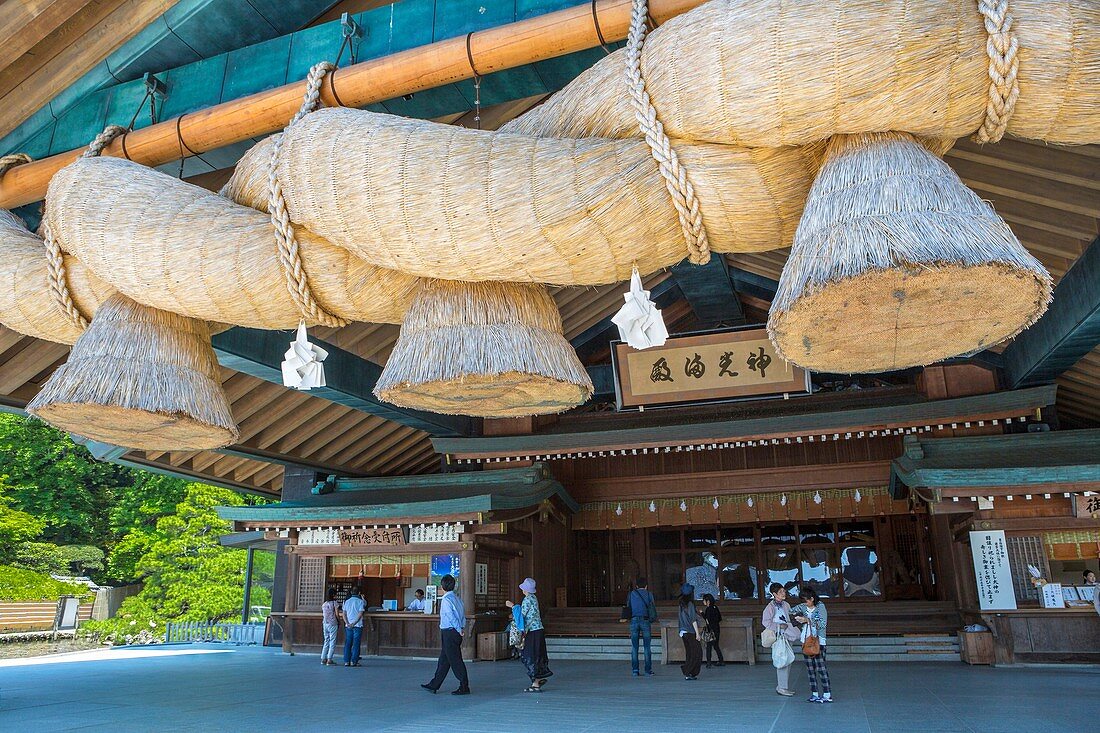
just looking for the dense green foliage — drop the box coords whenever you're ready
[84,484,273,642]
[0,414,272,636]
[0,564,90,602]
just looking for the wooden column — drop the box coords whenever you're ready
[460,542,477,658]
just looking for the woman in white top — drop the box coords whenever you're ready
[320,588,340,666]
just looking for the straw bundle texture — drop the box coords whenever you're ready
[226,109,823,285]
[767,131,1052,373]
[504,0,1100,147]
[0,209,113,344]
[46,156,418,328]
[26,293,239,450]
[374,280,593,417]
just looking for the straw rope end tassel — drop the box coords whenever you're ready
[27,293,239,451]
[767,130,1050,374]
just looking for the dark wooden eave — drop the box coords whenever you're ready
[891,428,1100,498]
[432,385,1058,460]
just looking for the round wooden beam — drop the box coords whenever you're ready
[0,0,705,209]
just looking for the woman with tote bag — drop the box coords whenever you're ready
[761,582,800,696]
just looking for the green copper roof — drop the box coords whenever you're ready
[216,463,576,522]
[891,428,1100,494]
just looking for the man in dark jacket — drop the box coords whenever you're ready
[626,577,657,677]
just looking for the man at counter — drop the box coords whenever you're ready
[342,588,365,667]
[406,589,426,612]
[421,575,470,695]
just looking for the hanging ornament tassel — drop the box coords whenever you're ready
[281,321,329,390]
[612,266,669,349]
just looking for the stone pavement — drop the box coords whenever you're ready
[0,644,1094,733]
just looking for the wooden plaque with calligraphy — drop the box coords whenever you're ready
[339,528,407,547]
[612,327,810,410]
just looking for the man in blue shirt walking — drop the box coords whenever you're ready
[421,575,470,695]
[627,577,658,676]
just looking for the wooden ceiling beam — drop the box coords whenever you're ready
[0,0,92,73]
[323,420,413,466]
[280,410,375,457]
[357,431,432,474]
[0,339,67,394]
[0,0,178,136]
[248,400,337,452]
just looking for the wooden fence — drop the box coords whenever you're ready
[0,601,93,633]
[164,621,264,645]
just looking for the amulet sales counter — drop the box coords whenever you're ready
[219,464,577,657]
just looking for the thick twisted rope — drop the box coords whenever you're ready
[40,126,130,332]
[973,0,1019,144]
[268,61,349,328]
[625,0,710,265]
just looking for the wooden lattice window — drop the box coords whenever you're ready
[297,556,326,609]
[1006,535,1048,601]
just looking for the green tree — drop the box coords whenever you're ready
[86,483,260,641]
[0,483,45,562]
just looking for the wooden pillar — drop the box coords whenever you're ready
[460,542,477,658]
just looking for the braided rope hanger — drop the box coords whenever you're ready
[267,61,349,328]
[625,0,710,266]
[32,125,127,334]
[973,0,1020,144]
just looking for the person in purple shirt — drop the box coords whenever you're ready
[421,575,470,695]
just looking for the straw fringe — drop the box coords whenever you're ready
[375,281,592,417]
[27,293,239,450]
[768,131,1051,372]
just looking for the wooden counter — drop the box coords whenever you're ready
[269,611,509,658]
[367,612,441,657]
[660,617,755,665]
[968,608,1100,665]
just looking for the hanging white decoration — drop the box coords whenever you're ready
[615,503,623,516]
[713,497,720,510]
[680,499,688,512]
[649,501,657,512]
[854,489,862,503]
[813,491,822,505]
[611,265,669,349]
[281,321,329,390]
[780,494,788,506]
[747,496,754,508]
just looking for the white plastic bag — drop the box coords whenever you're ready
[771,635,795,668]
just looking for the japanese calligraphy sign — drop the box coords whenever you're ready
[611,327,810,409]
[339,527,407,547]
[1074,494,1100,519]
[969,530,1017,610]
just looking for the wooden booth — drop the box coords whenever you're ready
[893,428,1100,665]
[217,464,576,658]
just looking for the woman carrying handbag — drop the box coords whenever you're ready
[762,582,799,696]
[792,587,833,703]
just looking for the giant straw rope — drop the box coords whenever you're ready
[0,0,1096,385]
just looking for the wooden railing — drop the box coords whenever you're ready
[164,621,264,645]
[0,602,93,633]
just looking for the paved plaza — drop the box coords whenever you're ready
[1,644,1096,732]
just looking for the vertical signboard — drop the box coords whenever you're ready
[970,530,1017,610]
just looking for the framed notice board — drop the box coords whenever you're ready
[611,326,810,410]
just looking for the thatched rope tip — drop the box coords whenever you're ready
[27,293,239,451]
[767,130,1051,373]
[375,280,593,417]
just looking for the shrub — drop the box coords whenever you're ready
[0,564,90,602]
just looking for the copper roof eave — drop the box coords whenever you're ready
[432,385,1058,460]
